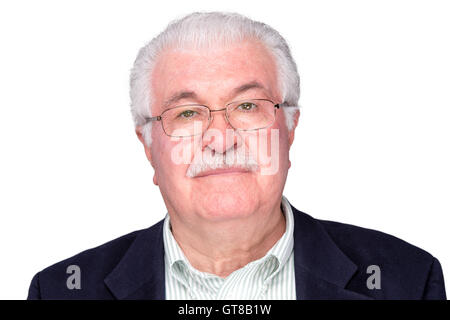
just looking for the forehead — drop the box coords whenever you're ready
[151,40,279,110]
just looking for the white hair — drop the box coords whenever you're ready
[130,12,300,146]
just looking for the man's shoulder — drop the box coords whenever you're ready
[28,220,164,299]
[317,217,435,264]
[39,228,143,276]
[311,216,444,299]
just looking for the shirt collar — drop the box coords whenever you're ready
[163,196,295,285]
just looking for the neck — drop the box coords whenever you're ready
[169,200,286,278]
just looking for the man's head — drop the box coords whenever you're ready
[131,12,300,222]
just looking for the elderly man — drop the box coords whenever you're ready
[28,12,445,300]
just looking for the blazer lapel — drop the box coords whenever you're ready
[104,219,166,300]
[290,203,373,300]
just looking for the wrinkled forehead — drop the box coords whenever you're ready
[150,39,280,113]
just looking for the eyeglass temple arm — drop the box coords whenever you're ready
[277,103,300,109]
[144,116,161,123]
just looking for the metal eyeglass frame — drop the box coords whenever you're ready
[143,98,281,138]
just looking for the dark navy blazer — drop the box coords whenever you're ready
[27,205,446,299]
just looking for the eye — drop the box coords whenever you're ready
[177,109,198,119]
[237,102,257,111]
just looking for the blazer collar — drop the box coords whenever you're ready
[105,203,372,300]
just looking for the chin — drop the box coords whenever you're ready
[198,192,257,221]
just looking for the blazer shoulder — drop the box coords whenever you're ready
[317,218,445,299]
[27,220,163,299]
[42,228,143,273]
[318,218,435,263]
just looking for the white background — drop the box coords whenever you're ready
[0,0,449,299]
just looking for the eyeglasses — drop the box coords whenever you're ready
[144,98,281,138]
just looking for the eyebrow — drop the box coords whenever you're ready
[163,91,198,108]
[162,81,267,108]
[232,81,266,96]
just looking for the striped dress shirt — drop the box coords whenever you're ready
[163,196,296,300]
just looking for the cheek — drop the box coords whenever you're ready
[272,113,291,160]
[255,128,290,191]
[151,136,194,183]
[242,123,290,174]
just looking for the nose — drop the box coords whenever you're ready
[202,108,239,153]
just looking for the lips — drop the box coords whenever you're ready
[194,167,251,178]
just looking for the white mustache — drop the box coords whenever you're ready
[186,146,259,178]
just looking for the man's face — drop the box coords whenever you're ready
[139,40,297,221]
